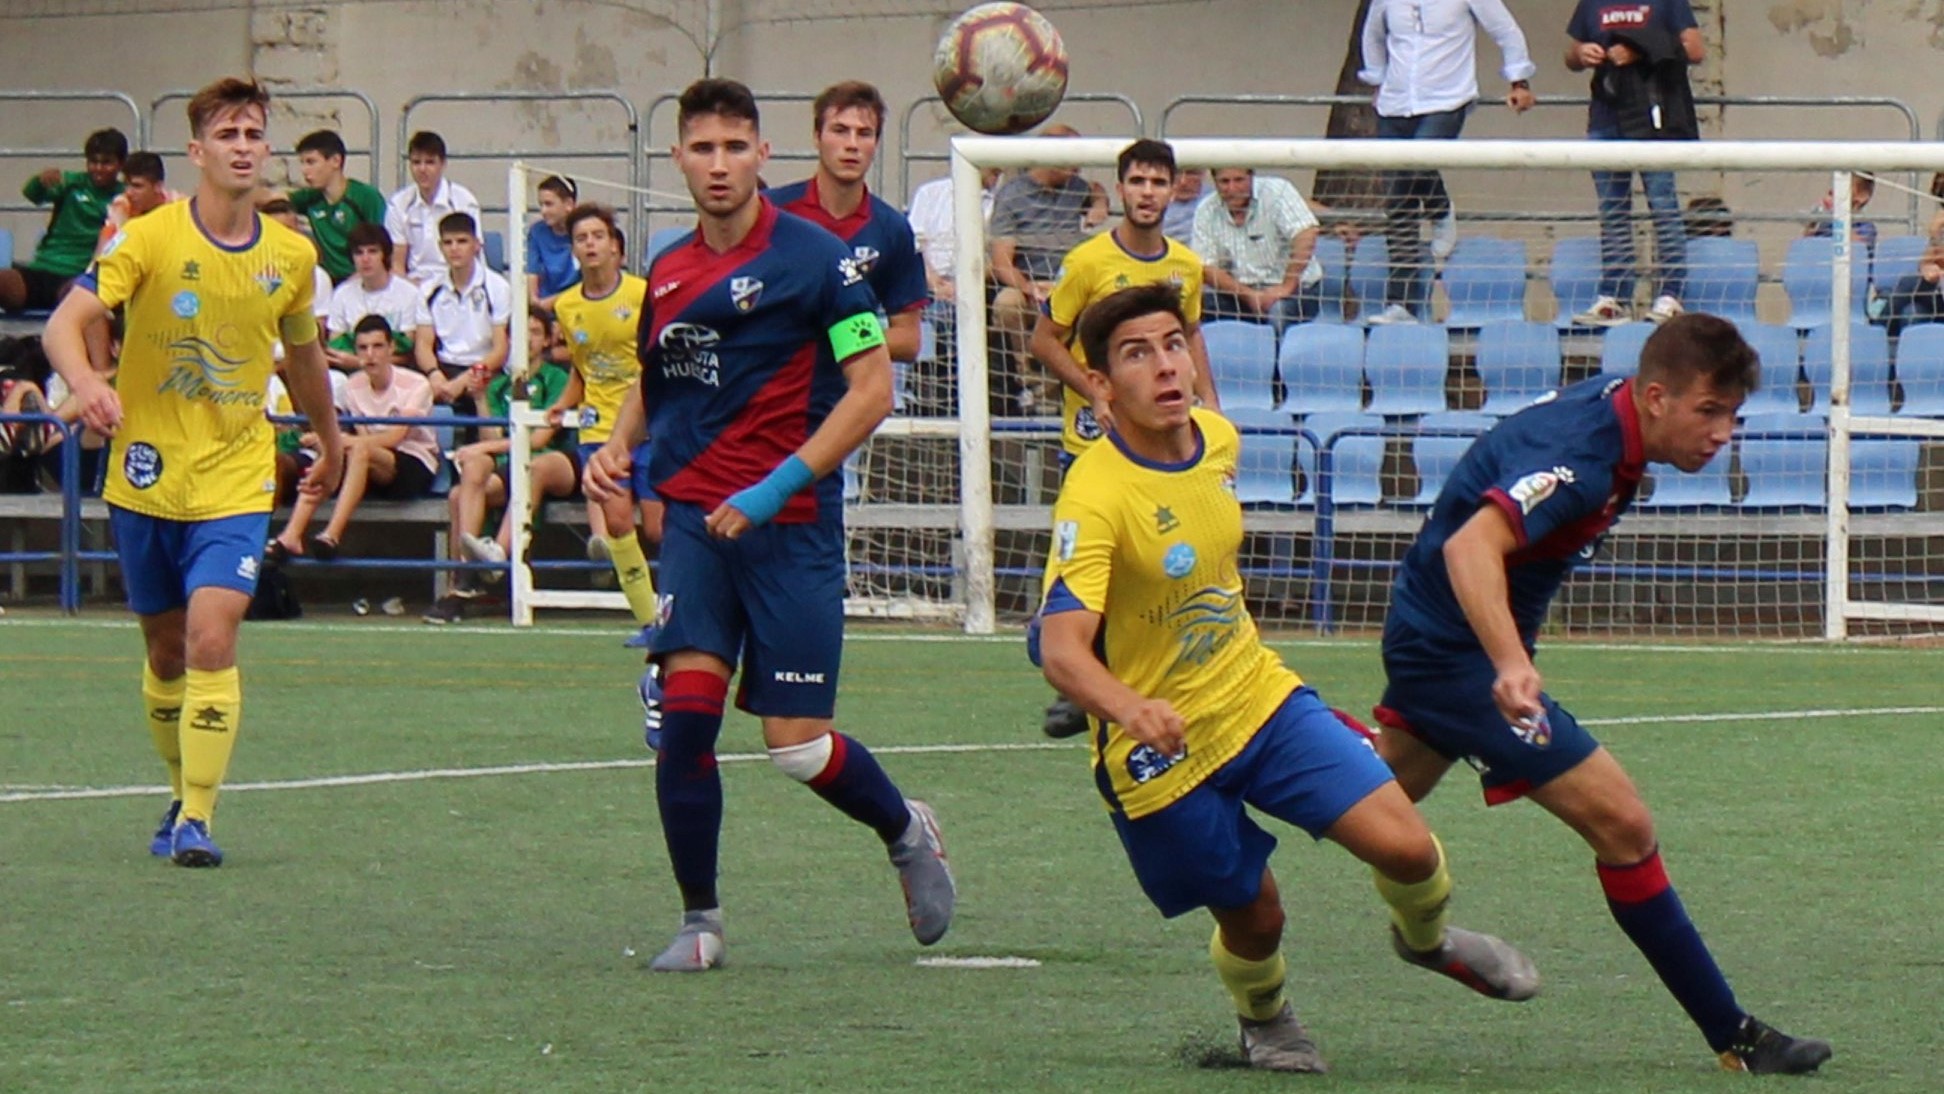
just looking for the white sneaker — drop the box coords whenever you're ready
[1431,212,1459,262]
[1647,295,1684,323]
[459,534,508,585]
[1368,303,1417,325]
[1572,296,1631,327]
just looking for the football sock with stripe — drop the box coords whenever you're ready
[178,667,241,824]
[769,733,912,843]
[656,671,727,912]
[1210,926,1288,1021]
[141,663,186,801]
[1599,848,1745,1052]
[1373,834,1453,952]
[603,532,658,626]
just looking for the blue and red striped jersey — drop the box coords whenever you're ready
[638,198,885,523]
[768,176,929,318]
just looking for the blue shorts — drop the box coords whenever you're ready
[578,440,655,502]
[1377,623,1600,806]
[109,507,270,617]
[1111,686,1396,918]
[651,500,846,718]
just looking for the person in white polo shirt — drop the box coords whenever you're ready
[326,222,429,369]
[387,131,482,287]
[414,211,511,423]
[1193,168,1325,336]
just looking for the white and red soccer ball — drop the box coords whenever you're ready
[933,2,1070,135]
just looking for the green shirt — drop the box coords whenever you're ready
[289,178,387,283]
[22,171,122,277]
[487,362,574,454]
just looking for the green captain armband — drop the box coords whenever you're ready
[828,311,887,361]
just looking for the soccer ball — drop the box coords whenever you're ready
[933,2,1070,135]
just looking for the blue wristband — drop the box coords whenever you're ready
[725,454,815,527]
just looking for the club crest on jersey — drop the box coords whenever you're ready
[171,291,200,319]
[1127,742,1185,784]
[1509,466,1576,514]
[123,442,163,489]
[255,265,284,297]
[850,246,880,275]
[1163,542,1197,578]
[730,276,764,312]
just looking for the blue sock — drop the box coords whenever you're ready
[808,734,912,843]
[656,671,728,911]
[1599,850,1746,1051]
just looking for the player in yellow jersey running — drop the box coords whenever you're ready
[1036,284,1536,1073]
[42,77,345,867]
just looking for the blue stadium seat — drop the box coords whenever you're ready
[0,227,12,265]
[1599,322,1653,376]
[1639,448,1732,508]
[648,226,689,261]
[483,230,507,273]
[1296,411,1385,507]
[1202,320,1279,410]
[1684,237,1761,326]
[1311,233,1349,323]
[1349,234,1427,323]
[1849,437,1921,509]
[1802,324,1892,415]
[1440,237,1527,328]
[1892,324,1944,416]
[427,404,457,497]
[1474,321,1562,414]
[1226,407,1300,506]
[1871,234,1927,292]
[1279,324,1365,414]
[1735,322,1804,416]
[1782,235,1869,331]
[1363,323,1450,415]
[1549,236,1601,329]
[1410,411,1494,504]
[1738,415,1827,509]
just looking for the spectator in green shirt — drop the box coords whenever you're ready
[0,127,127,314]
[289,129,388,285]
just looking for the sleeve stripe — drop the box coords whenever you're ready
[1041,576,1089,616]
[1481,487,1531,548]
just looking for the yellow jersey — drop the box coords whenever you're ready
[1042,409,1301,819]
[87,199,319,520]
[1045,231,1203,456]
[556,273,648,445]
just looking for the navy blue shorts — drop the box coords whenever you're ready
[1111,686,1396,918]
[651,500,845,718]
[109,506,270,617]
[1377,626,1599,805]
[578,440,655,502]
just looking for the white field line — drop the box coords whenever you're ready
[2,705,1935,806]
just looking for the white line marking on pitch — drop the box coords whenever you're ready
[916,956,1042,969]
[1,705,1935,807]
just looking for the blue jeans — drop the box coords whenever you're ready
[1377,104,1471,314]
[1203,287,1319,338]
[1588,124,1686,301]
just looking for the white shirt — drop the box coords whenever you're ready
[906,175,994,279]
[1359,0,1536,118]
[385,177,483,286]
[327,274,430,343]
[422,262,512,367]
[1191,177,1323,289]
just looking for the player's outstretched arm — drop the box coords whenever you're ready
[283,336,346,499]
[1443,504,1544,725]
[42,287,122,436]
[1040,609,1185,756]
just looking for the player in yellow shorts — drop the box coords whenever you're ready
[42,77,345,867]
[1036,283,1536,1072]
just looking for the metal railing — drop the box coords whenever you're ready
[0,91,143,257]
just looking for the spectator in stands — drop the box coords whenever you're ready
[1361,0,1536,325]
[325,223,428,370]
[990,125,1101,414]
[424,310,574,624]
[96,152,184,256]
[1161,167,1204,244]
[1193,168,1324,334]
[526,175,581,311]
[290,129,388,284]
[387,130,482,287]
[413,212,512,415]
[908,165,1000,300]
[1803,172,1877,251]
[1567,0,1703,327]
[0,354,57,492]
[269,315,438,561]
[1877,206,1944,336]
[1683,195,1733,238]
[0,127,126,315]
[256,191,345,406]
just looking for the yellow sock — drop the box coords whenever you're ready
[605,532,659,626]
[179,667,242,825]
[141,664,186,800]
[1374,834,1453,953]
[1209,925,1288,1021]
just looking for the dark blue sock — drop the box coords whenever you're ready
[1599,850,1745,1051]
[657,671,728,911]
[808,733,912,843]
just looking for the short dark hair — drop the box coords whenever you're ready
[1638,313,1761,397]
[1684,195,1733,238]
[185,78,270,140]
[1078,283,1187,374]
[813,80,886,134]
[1117,139,1177,183]
[407,130,448,160]
[437,211,478,238]
[564,203,625,256]
[352,314,394,342]
[122,151,165,184]
[347,221,393,265]
[538,175,577,202]
[296,129,347,163]
[678,78,761,136]
[84,128,129,162]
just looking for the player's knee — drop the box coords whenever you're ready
[145,638,187,681]
[768,733,835,784]
[182,623,236,672]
